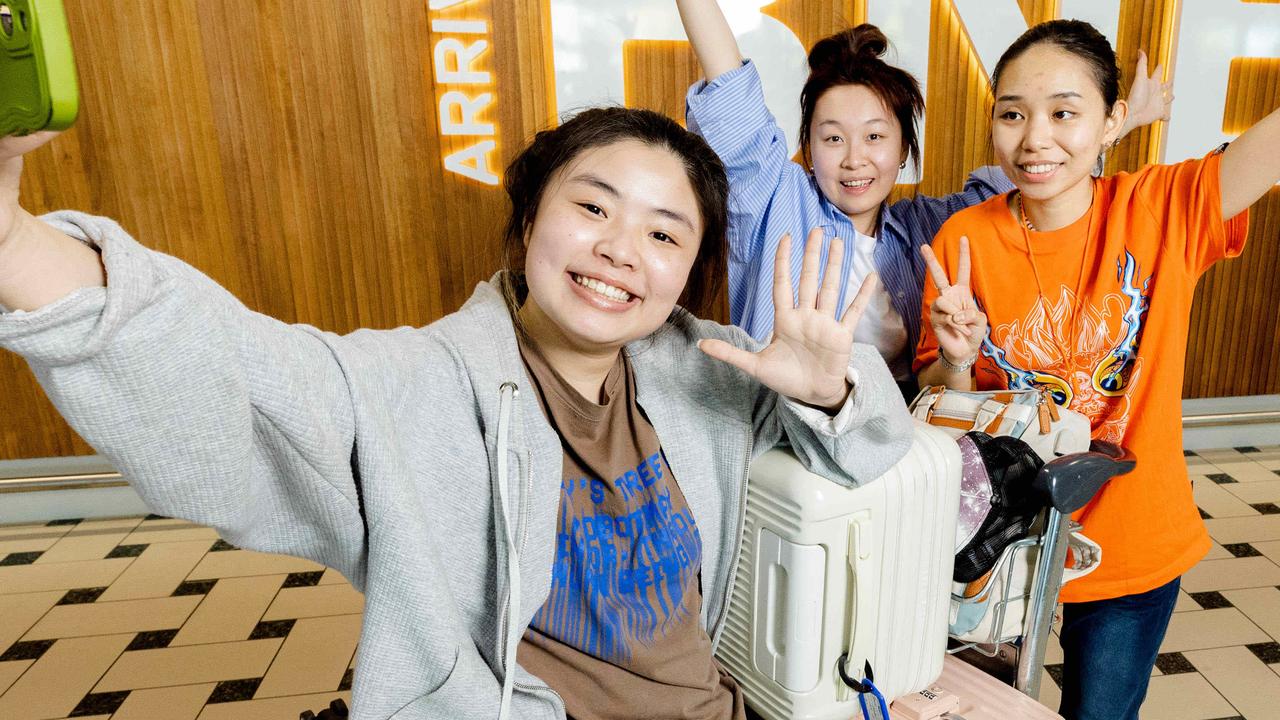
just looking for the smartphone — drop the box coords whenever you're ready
[0,0,78,136]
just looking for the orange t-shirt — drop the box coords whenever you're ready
[915,150,1249,603]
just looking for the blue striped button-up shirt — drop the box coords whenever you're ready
[685,61,1013,373]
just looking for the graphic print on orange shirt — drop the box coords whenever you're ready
[978,248,1152,443]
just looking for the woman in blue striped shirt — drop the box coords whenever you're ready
[675,0,1169,398]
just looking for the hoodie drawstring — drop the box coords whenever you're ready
[495,382,521,720]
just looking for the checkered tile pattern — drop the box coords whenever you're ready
[2,446,1279,719]
[0,516,358,719]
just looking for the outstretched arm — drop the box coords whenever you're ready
[0,133,104,312]
[1220,105,1280,219]
[675,0,743,82]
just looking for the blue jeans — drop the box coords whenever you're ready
[1057,576,1181,720]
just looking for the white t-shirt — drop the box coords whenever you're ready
[847,230,910,380]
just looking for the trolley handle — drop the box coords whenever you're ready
[1031,440,1136,514]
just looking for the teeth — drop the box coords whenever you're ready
[841,179,873,188]
[574,274,632,302]
[1022,163,1057,174]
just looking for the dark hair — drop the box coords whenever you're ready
[501,107,729,318]
[798,24,924,174]
[991,19,1120,111]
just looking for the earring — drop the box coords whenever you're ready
[899,161,906,170]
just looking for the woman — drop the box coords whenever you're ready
[675,0,1169,396]
[0,108,911,718]
[915,19,1280,720]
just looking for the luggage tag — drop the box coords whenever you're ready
[837,654,890,720]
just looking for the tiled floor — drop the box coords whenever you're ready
[0,447,1278,719]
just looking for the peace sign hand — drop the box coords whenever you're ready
[700,227,877,412]
[921,236,986,368]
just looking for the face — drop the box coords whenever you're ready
[992,44,1125,206]
[519,140,703,356]
[808,84,907,235]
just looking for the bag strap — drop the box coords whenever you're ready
[974,398,1013,434]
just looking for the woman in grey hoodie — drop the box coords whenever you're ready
[0,108,912,719]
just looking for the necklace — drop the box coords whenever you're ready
[1014,187,1097,370]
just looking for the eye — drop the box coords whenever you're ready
[999,110,1023,121]
[825,135,843,144]
[1053,110,1076,120]
[651,231,676,245]
[578,203,605,216]
[867,133,882,142]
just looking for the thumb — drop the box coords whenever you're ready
[0,130,60,162]
[698,338,760,379]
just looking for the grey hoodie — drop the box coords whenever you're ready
[0,211,914,719]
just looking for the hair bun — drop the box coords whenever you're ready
[808,23,888,70]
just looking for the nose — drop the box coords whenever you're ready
[595,224,640,269]
[840,140,865,169]
[1022,113,1053,151]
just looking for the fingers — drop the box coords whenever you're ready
[697,338,760,378]
[771,233,794,314]
[1158,74,1173,120]
[920,244,951,293]
[795,227,824,309]
[1135,49,1149,78]
[840,272,879,331]
[0,130,61,161]
[933,294,974,337]
[957,236,971,288]
[816,236,844,314]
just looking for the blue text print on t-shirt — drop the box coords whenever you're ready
[530,451,703,662]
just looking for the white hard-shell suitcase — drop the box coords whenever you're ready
[716,422,962,719]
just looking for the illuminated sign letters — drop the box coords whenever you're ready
[430,8,499,185]
[424,1,1280,185]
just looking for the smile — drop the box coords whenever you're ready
[1019,162,1062,176]
[840,179,873,188]
[571,273,634,302]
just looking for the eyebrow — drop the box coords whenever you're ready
[567,172,697,233]
[817,118,889,127]
[568,173,620,198]
[996,91,1085,103]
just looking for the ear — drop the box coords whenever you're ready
[1103,98,1129,147]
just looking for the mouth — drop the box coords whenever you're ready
[570,272,637,305]
[839,178,874,191]
[1017,162,1062,180]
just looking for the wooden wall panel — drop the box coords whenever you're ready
[2,0,1277,460]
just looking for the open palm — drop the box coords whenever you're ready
[700,228,878,411]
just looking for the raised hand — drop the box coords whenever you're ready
[921,237,986,368]
[699,227,878,411]
[1121,50,1172,135]
[0,131,59,247]
[0,131,103,313]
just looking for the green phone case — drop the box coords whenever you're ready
[0,0,78,136]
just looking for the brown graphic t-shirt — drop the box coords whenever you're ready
[514,334,745,720]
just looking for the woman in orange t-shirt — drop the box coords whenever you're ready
[913,19,1280,720]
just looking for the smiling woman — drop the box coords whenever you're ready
[518,141,704,383]
[0,103,912,719]
[914,18,1280,720]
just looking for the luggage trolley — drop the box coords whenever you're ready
[947,440,1136,700]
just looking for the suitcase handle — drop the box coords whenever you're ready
[840,514,875,701]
